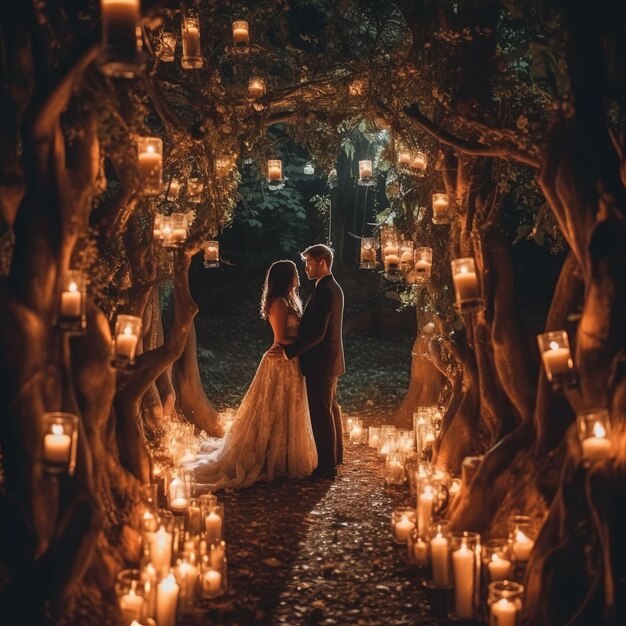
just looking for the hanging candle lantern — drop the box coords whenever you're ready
[577,409,612,462]
[414,247,433,278]
[58,270,86,333]
[99,0,143,77]
[156,31,176,62]
[396,143,412,166]
[158,215,173,247]
[165,179,180,201]
[432,193,450,224]
[42,412,79,475]
[399,239,414,270]
[170,213,187,246]
[410,151,427,171]
[111,314,142,368]
[358,160,376,186]
[303,161,315,176]
[181,14,203,69]
[187,178,203,203]
[380,224,400,271]
[247,76,266,99]
[203,241,220,268]
[348,78,366,98]
[450,257,483,313]
[359,237,377,269]
[267,159,283,182]
[536,330,575,390]
[232,20,250,49]
[137,137,163,196]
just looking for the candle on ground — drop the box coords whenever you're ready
[413,538,428,565]
[490,597,518,626]
[149,526,172,573]
[512,530,534,561]
[430,534,449,588]
[417,488,434,536]
[393,514,415,542]
[119,585,144,623]
[452,541,476,619]
[202,569,222,595]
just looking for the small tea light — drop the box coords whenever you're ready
[509,515,535,562]
[416,481,435,536]
[391,507,416,543]
[399,240,414,269]
[99,0,142,77]
[232,20,249,47]
[488,580,524,626]
[348,418,363,444]
[385,452,406,485]
[537,330,575,388]
[187,177,203,203]
[156,31,176,62]
[482,539,512,582]
[432,193,450,224]
[181,15,203,69]
[360,237,377,269]
[359,159,373,180]
[368,426,381,448]
[169,212,187,245]
[137,137,163,196]
[203,241,220,268]
[380,224,400,271]
[42,412,79,475]
[267,159,283,182]
[577,409,612,462]
[111,314,141,368]
[58,270,86,333]
[410,151,427,171]
[396,143,412,166]
[248,76,266,99]
[451,257,482,311]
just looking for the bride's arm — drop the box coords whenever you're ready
[268,298,296,345]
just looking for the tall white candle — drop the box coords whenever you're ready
[156,573,179,626]
[417,489,434,536]
[452,542,476,619]
[430,534,449,588]
[149,526,172,573]
[491,597,518,626]
[176,560,198,602]
[413,538,428,566]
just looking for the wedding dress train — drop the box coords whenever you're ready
[195,311,318,490]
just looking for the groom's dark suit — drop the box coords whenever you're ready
[285,274,345,475]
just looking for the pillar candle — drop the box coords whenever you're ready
[453,270,479,302]
[417,490,434,536]
[60,286,82,317]
[394,514,415,542]
[119,587,144,623]
[542,345,572,376]
[430,534,449,588]
[149,526,172,573]
[512,530,534,561]
[202,570,222,595]
[488,554,512,581]
[582,435,611,460]
[205,511,223,543]
[43,426,71,463]
[490,598,518,626]
[413,538,428,566]
[156,574,179,626]
[210,541,226,569]
[115,330,138,360]
[102,0,139,54]
[176,561,198,602]
[452,542,476,619]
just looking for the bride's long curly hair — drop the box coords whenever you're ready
[260,260,303,320]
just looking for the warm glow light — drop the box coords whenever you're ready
[51,423,64,435]
[593,422,607,438]
[68,282,78,292]
[123,325,133,336]
[549,340,560,351]
[515,530,529,543]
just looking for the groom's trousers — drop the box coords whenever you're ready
[305,375,343,472]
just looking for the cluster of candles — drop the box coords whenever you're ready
[153,213,188,247]
[116,490,227,626]
[395,143,428,173]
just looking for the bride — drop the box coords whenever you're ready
[194,260,318,489]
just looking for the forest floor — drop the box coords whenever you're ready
[186,267,463,625]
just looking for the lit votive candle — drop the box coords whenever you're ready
[488,553,512,581]
[202,569,222,595]
[491,597,518,626]
[581,422,611,460]
[430,533,450,588]
[452,540,476,619]
[267,160,282,181]
[232,20,249,45]
[119,584,144,623]
[60,282,82,317]
[43,423,72,464]
[512,530,534,561]
[137,137,163,195]
[451,258,479,303]
[359,160,373,179]
[542,342,572,378]
[205,511,223,543]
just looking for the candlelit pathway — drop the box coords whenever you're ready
[181,414,457,626]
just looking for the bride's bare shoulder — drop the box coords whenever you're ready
[268,298,289,314]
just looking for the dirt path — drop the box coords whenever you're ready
[184,425,455,626]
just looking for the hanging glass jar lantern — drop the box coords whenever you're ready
[380,224,400,272]
[358,160,376,187]
[247,76,266,99]
[537,330,576,390]
[187,178,203,203]
[170,212,187,246]
[348,78,366,98]
[410,151,427,172]
[232,20,249,50]
[396,143,412,167]
[156,30,176,62]
[267,159,284,183]
[99,0,143,77]
[414,247,433,279]
[359,237,377,269]
[57,270,87,333]
[111,314,142,368]
[181,14,203,69]
[203,241,220,268]
[577,409,612,462]
[432,193,451,224]
[42,412,79,475]
[399,239,414,271]
[165,179,180,201]
[450,257,484,313]
[137,137,163,196]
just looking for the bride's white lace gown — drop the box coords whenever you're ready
[194,307,318,490]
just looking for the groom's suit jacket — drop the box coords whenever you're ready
[285,274,345,378]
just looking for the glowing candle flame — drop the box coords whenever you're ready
[549,340,560,350]
[593,422,606,438]
[51,423,64,435]
[68,281,78,292]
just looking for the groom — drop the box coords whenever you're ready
[281,244,345,478]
